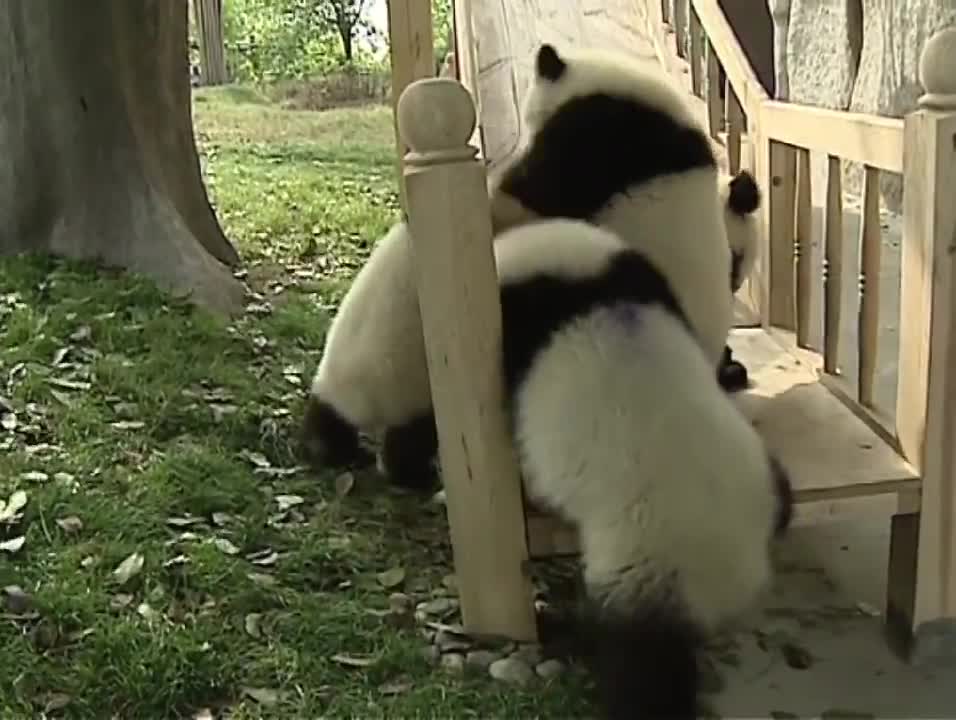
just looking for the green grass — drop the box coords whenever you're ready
[0,87,592,718]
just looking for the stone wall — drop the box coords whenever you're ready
[773,0,956,210]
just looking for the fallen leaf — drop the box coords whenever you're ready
[136,602,160,621]
[376,567,406,589]
[0,490,27,522]
[110,594,134,610]
[331,653,377,668]
[110,421,145,430]
[243,451,271,468]
[211,512,231,526]
[42,692,73,713]
[166,516,202,528]
[213,538,240,555]
[244,612,262,638]
[275,494,304,511]
[69,326,92,342]
[112,552,144,585]
[247,572,276,587]
[242,687,279,705]
[249,551,279,567]
[334,472,355,497]
[55,516,83,534]
[0,536,25,553]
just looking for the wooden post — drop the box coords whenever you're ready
[396,78,538,641]
[387,0,434,213]
[890,25,956,666]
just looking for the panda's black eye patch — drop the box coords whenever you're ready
[537,44,567,82]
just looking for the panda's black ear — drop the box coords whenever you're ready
[536,44,567,82]
[727,170,760,216]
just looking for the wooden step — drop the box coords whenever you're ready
[525,327,921,559]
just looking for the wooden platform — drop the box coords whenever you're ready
[526,327,921,558]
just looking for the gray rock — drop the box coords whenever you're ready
[535,658,565,679]
[847,0,956,210]
[417,597,458,616]
[421,645,441,664]
[2,585,32,614]
[466,649,503,670]
[388,592,413,614]
[509,643,543,667]
[489,656,536,686]
[440,652,465,673]
[436,629,473,653]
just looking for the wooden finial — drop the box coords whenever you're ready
[397,78,478,166]
[918,26,956,110]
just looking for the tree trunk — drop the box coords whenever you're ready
[339,23,354,62]
[0,0,243,315]
[193,0,228,86]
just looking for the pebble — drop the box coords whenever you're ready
[436,629,472,653]
[420,645,440,664]
[440,653,465,674]
[388,592,413,614]
[535,658,565,679]
[465,649,502,670]
[417,597,458,615]
[489,657,535,687]
[509,643,542,667]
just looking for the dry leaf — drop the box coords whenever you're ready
[42,692,73,713]
[334,472,355,497]
[249,551,279,567]
[69,326,92,342]
[0,490,27,522]
[136,602,160,621]
[244,612,262,638]
[55,516,83,534]
[0,536,25,553]
[213,538,239,555]
[247,572,276,587]
[242,687,279,705]
[243,451,271,468]
[275,494,304,511]
[376,567,406,589]
[110,593,134,610]
[112,552,144,585]
[211,512,231,526]
[110,421,145,430]
[166,516,201,528]
[331,653,377,668]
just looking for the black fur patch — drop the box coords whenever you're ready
[300,395,364,468]
[498,91,715,222]
[536,43,567,82]
[727,169,760,216]
[730,250,744,292]
[769,453,795,536]
[382,412,440,492]
[499,249,691,398]
[580,599,702,719]
[717,344,749,393]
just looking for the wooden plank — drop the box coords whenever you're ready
[387,0,434,212]
[823,155,844,375]
[760,100,904,173]
[768,140,796,329]
[858,165,882,407]
[728,328,919,497]
[726,83,744,175]
[399,79,537,641]
[689,7,703,97]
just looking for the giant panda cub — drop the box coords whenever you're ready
[494,218,794,719]
[301,221,439,491]
[717,168,763,392]
[490,42,734,373]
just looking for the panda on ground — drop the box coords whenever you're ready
[301,221,439,490]
[492,217,793,719]
[716,167,762,392]
[489,42,734,375]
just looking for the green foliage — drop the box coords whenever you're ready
[432,0,453,70]
[223,0,384,83]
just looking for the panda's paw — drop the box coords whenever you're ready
[717,358,749,393]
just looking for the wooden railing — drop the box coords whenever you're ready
[655,0,956,651]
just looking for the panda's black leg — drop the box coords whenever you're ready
[381,412,439,492]
[717,344,749,393]
[300,395,369,469]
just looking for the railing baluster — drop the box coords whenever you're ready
[689,7,703,97]
[726,83,744,175]
[769,140,797,329]
[823,154,844,374]
[706,41,723,139]
[858,165,882,406]
[794,147,813,348]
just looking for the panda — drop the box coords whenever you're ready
[301,221,439,491]
[490,42,734,371]
[717,168,762,393]
[493,217,794,719]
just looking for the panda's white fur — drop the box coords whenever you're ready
[493,43,733,369]
[494,218,793,719]
[719,169,762,293]
[302,222,439,489]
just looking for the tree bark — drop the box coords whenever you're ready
[193,0,228,86]
[0,0,244,315]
